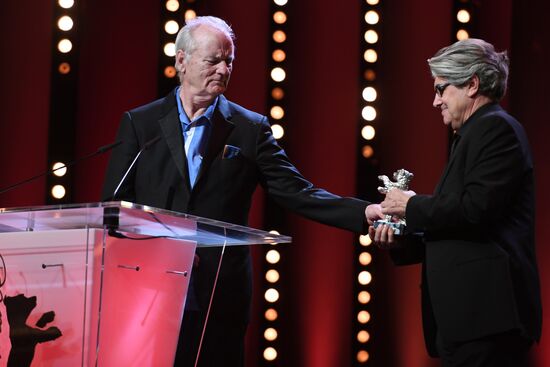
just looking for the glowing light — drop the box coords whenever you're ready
[58,0,74,9]
[363,49,378,63]
[165,20,179,34]
[264,328,278,341]
[271,124,285,140]
[265,288,280,303]
[362,106,377,121]
[266,249,281,264]
[358,270,372,285]
[264,347,278,361]
[269,229,280,235]
[273,11,287,24]
[274,0,288,5]
[364,29,379,44]
[185,10,197,21]
[364,10,379,25]
[457,9,471,23]
[357,330,370,343]
[164,66,177,78]
[362,145,374,158]
[456,29,469,40]
[273,30,287,43]
[361,125,376,140]
[270,106,284,120]
[271,67,286,82]
[364,69,376,81]
[58,39,73,53]
[272,49,286,62]
[359,234,372,246]
[272,87,284,100]
[362,86,377,102]
[166,0,179,12]
[164,42,176,57]
[359,252,372,266]
[51,185,66,199]
[52,162,67,177]
[358,291,371,304]
[265,308,278,321]
[58,62,70,74]
[357,350,370,363]
[366,0,379,4]
[357,310,371,324]
[58,16,73,31]
[266,269,280,283]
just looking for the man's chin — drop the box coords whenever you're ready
[209,83,227,94]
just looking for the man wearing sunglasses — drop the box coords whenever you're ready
[370,38,542,367]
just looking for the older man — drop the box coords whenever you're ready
[371,39,542,366]
[103,16,380,367]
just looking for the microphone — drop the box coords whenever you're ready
[111,136,161,200]
[0,140,122,195]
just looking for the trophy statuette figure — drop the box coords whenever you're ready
[373,168,414,235]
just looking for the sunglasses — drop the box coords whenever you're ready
[434,82,451,97]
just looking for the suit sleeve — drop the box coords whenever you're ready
[254,118,369,233]
[406,115,527,234]
[101,112,140,202]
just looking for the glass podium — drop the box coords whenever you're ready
[0,201,290,367]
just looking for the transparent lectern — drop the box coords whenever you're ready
[0,201,290,367]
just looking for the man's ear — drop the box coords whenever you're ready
[467,74,480,97]
[175,49,186,74]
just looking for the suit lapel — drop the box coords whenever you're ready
[158,95,191,193]
[194,96,235,188]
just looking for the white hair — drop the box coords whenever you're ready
[428,38,509,101]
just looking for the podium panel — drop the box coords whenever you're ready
[0,229,96,367]
[92,236,195,367]
[0,202,291,366]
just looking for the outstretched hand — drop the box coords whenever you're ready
[365,203,384,226]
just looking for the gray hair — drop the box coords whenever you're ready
[175,16,235,58]
[428,38,509,101]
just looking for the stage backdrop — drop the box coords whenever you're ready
[0,1,548,366]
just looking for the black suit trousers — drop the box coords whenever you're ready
[436,330,532,367]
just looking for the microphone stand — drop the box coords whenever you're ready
[0,140,122,195]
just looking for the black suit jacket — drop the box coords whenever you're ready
[102,90,368,325]
[392,103,542,356]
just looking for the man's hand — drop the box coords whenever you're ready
[368,223,396,249]
[365,203,384,226]
[381,189,416,218]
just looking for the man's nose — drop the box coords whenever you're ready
[433,94,442,108]
[217,61,231,75]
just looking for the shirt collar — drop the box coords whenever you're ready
[175,86,218,129]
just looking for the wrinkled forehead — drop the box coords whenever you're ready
[433,76,447,86]
[193,25,234,49]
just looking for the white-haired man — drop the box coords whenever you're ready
[103,16,381,367]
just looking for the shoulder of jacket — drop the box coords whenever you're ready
[221,98,268,127]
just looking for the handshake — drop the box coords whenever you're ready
[364,169,415,247]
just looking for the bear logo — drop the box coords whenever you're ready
[3,294,62,367]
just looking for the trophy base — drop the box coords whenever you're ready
[373,220,405,236]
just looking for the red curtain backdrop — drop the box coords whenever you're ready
[284,2,361,366]
[509,0,550,365]
[1,1,549,366]
[0,1,53,208]
[375,1,453,365]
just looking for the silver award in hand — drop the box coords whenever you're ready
[374,169,414,235]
